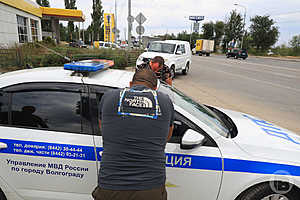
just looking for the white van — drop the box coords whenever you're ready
[136,40,192,78]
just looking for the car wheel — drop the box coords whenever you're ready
[170,66,176,79]
[226,55,230,58]
[237,182,300,200]
[234,55,238,59]
[182,63,189,75]
[243,57,246,60]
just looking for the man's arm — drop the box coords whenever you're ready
[99,120,102,130]
[167,125,174,141]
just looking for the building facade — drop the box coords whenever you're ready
[0,0,42,47]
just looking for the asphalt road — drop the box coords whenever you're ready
[173,55,300,134]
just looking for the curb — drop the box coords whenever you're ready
[211,54,300,63]
[251,56,300,63]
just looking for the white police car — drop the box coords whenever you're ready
[0,63,300,200]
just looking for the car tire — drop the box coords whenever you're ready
[234,55,238,59]
[237,182,300,200]
[226,55,230,58]
[170,66,176,79]
[182,63,189,75]
[0,188,7,200]
[243,57,246,60]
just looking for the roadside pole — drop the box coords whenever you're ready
[128,0,132,48]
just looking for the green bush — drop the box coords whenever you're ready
[0,45,144,71]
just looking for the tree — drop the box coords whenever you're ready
[64,0,77,41]
[289,35,300,49]
[176,31,202,48]
[249,15,279,51]
[91,0,104,41]
[223,10,244,48]
[202,22,214,40]
[59,23,68,42]
[214,21,225,46]
[36,0,51,32]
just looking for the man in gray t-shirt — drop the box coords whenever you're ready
[92,69,174,200]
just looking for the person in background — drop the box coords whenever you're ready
[149,56,172,86]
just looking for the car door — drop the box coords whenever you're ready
[174,44,185,71]
[0,83,97,200]
[165,110,223,200]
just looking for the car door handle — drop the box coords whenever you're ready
[0,142,8,149]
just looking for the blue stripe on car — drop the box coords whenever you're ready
[1,139,300,176]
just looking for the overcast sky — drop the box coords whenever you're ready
[47,0,300,45]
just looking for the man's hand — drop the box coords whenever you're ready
[165,77,172,86]
[167,125,174,141]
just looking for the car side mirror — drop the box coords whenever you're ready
[181,129,206,149]
[176,50,183,55]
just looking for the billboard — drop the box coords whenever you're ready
[104,13,115,43]
[189,16,204,21]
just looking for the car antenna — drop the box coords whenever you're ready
[35,42,72,62]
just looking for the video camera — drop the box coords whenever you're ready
[136,58,169,82]
[136,58,151,71]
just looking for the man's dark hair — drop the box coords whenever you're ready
[151,56,164,67]
[132,69,158,88]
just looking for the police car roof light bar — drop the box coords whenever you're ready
[64,59,114,76]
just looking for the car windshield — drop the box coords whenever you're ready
[148,42,176,54]
[159,84,230,137]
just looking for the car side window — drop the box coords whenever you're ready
[0,92,9,125]
[89,85,116,136]
[89,92,103,136]
[181,44,186,54]
[10,90,87,134]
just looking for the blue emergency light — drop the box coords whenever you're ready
[64,59,114,72]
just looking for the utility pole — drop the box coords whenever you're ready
[128,0,132,48]
[82,22,85,43]
[190,21,192,45]
[234,4,247,49]
[114,0,117,43]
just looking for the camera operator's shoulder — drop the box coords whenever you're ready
[157,91,173,104]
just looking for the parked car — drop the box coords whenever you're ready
[1,66,300,200]
[69,40,87,48]
[226,48,248,60]
[136,40,192,78]
[267,49,274,56]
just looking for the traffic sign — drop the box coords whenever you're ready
[135,13,147,24]
[112,28,120,34]
[189,16,204,21]
[127,15,134,23]
[193,22,200,33]
[136,25,145,35]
